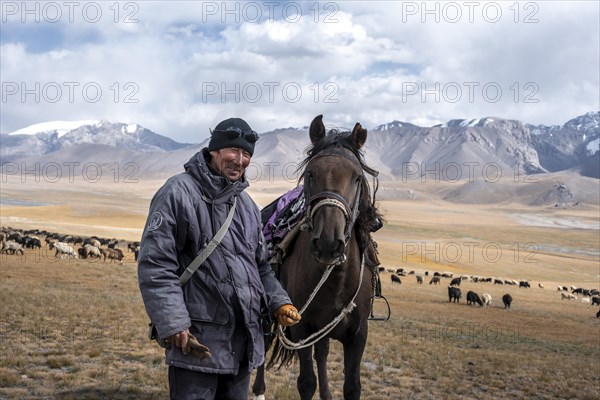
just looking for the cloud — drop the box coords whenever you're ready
[1,1,598,142]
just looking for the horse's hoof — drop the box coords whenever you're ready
[254,395,266,400]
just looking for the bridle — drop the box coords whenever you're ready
[300,149,363,266]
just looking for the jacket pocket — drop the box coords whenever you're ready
[184,269,229,324]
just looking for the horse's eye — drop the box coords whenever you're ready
[306,171,314,182]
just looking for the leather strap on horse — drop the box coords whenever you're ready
[179,197,237,286]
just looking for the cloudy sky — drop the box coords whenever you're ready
[1,1,598,143]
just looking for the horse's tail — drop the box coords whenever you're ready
[265,326,296,371]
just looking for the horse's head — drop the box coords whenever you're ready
[301,115,367,265]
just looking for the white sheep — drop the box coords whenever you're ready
[482,293,492,308]
[1,240,25,255]
[50,241,77,259]
[561,292,577,300]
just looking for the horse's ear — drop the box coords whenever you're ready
[309,115,326,144]
[352,122,367,149]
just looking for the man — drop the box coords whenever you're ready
[138,117,301,399]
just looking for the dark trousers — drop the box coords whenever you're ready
[168,365,251,400]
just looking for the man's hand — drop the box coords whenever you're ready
[166,329,211,359]
[275,304,301,327]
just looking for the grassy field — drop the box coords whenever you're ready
[0,247,598,399]
[0,178,599,399]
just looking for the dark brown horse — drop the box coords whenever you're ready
[254,115,381,400]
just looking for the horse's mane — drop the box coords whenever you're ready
[297,129,385,262]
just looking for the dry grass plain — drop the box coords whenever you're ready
[0,176,599,399]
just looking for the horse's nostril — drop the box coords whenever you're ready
[331,240,345,257]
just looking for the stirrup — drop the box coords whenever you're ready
[368,295,391,321]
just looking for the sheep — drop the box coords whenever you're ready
[0,240,25,255]
[102,248,124,265]
[591,296,600,306]
[561,292,577,300]
[391,274,401,284]
[416,275,423,284]
[538,283,544,289]
[448,286,461,303]
[83,244,102,259]
[519,281,530,289]
[466,291,483,306]
[449,277,461,286]
[49,242,77,259]
[482,293,492,308]
[429,276,441,285]
[502,294,513,309]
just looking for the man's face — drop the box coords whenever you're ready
[209,147,251,181]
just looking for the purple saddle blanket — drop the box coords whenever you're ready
[261,185,305,244]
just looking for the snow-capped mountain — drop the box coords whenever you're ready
[1,120,190,161]
[8,120,102,137]
[1,113,598,182]
[364,116,544,178]
[527,111,600,177]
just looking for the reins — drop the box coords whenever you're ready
[276,261,365,350]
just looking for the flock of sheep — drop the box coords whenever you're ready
[3,226,599,319]
[0,227,139,265]
[385,267,600,318]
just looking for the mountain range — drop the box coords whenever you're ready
[1,112,598,205]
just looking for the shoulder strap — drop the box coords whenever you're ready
[179,197,237,286]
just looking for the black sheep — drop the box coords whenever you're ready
[502,294,513,309]
[450,277,461,286]
[448,286,461,303]
[466,291,483,306]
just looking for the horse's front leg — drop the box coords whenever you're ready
[342,327,368,400]
[297,346,317,400]
[251,363,266,400]
[314,338,332,400]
